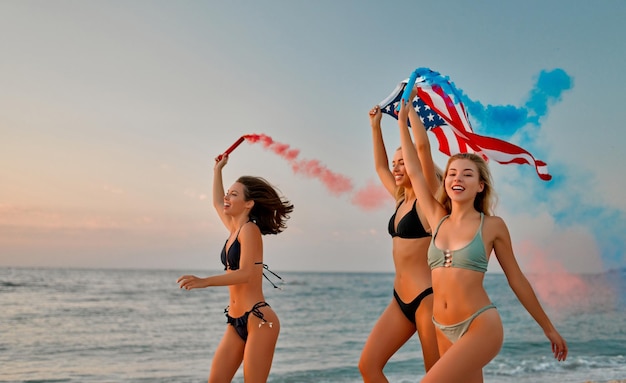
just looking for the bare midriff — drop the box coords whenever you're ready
[430,267,491,324]
[392,236,433,300]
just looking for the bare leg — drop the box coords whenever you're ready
[421,308,503,383]
[242,306,280,383]
[414,293,439,371]
[434,324,453,361]
[359,300,416,383]
[208,326,245,383]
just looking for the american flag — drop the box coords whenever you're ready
[378,68,551,181]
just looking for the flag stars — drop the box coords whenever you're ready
[377,71,551,180]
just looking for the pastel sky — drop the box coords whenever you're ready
[1,0,625,276]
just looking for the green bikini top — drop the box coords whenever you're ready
[427,213,488,273]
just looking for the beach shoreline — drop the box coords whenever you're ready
[583,380,626,383]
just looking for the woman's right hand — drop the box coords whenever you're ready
[369,105,382,127]
[177,274,209,290]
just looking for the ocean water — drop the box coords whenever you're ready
[1,267,625,383]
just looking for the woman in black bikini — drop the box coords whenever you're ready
[177,153,293,383]
[359,99,442,382]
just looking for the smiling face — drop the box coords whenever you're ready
[224,182,254,216]
[391,148,411,187]
[438,153,494,215]
[445,158,484,202]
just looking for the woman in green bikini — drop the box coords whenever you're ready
[396,93,568,383]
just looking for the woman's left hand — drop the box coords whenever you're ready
[397,97,412,122]
[546,329,568,361]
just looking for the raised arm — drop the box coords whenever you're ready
[369,105,396,196]
[492,217,568,361]
[406,91,440,195]
[397,99,446,230]
[213,154,232,230]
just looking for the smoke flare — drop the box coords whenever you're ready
[243,133,391,208]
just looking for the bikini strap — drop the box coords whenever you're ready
[250,302,273,328]
[394,198,405,211]
[240,220,283,290]
[253,262,284,290]
[432,215,450,237]
[234,219,252,238]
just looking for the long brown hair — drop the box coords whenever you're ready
[237,176,294,235]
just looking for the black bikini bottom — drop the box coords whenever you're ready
[225,301,271,341]
[393,287,434,324]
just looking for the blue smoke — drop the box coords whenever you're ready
[548,165,626,272]
[448,67,623,273]
[461,68,573,138]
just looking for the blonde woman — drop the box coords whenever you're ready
[396,97,567,383]
[359,103,441,382]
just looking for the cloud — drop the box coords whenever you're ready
[0,204,220,268]
[103,184,124,195]
[183,188,208,201]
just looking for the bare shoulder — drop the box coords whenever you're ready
[240,220,262,238]
[484,215,507,227]
[483,215,510,241]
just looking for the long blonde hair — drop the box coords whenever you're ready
[436,153,497,216]
[392,148,445,205]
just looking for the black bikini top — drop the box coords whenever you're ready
[221,236,242,270]
[221,222,250,270]
[220,222,284,289]
[388,199,431,239]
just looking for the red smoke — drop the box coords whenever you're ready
[245,134,299,161]
[519,241,592,311]
[351,181,391,211]
[243,133,391,209]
